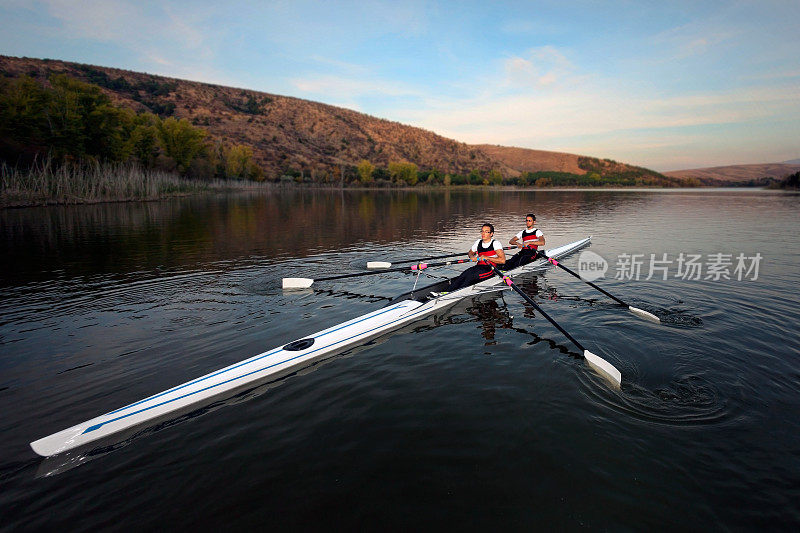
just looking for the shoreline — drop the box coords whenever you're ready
[0,184,277,209]
[4,158,778,209]
[2,159,778,210]
[2,183,775,209]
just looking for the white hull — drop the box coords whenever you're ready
[30,237,590,457]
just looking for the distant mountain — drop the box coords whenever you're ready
[782,158,800,165]
[664,163,800,186]
[0,55,672,184]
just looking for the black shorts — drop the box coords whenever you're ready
[446,264,494,292]
[505,248,539,270]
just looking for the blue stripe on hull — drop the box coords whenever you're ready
[85,302,418,434]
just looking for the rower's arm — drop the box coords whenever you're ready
[509,236,520,248]
[533,235,546,247]
[493,249,507,265]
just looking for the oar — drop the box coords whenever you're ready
[488,264,622,388]
[537,251,660,323]
[283,258,473,289]
[367,247,516,269]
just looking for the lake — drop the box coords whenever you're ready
[1,188,798,530]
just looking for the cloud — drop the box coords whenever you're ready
[503,46,574,88]
[309,56,370,76]
[41,0,137,41]
[745,68,800,81]
[40,0,214,63]
[421,84,797,141]
[380,76,799,171]
[291,75,422,99]
[651,20,740,60]
[163,5,207,53]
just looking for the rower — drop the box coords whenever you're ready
[439,223,506,293]
[504,213,545,270]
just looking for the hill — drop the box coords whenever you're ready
[664,163,800,186]
[473,145,585,175]
[1,55,673,185]
[477,144,687,186]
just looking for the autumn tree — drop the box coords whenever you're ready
[388,161,418,185]
[357,159,375,183]
[223,144,263,180]
[156,117,207,173]
[0,74,137,163]
[0,76,50,162]
[47,74,107,159]
[126,113,160,167]
[0,73,262,183]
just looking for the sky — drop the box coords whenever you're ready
[1,0,798,171]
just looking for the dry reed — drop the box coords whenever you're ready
[1,157,268,207]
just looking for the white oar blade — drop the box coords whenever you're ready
[282,277,314,289]
[629,306,660,323]
[583,350,622,389]
[366,261,392,269]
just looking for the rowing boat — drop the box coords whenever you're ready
[31,237,591,456]
[30,237,591,457]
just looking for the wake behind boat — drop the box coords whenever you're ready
[31,237,593,457]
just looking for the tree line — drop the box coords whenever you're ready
[767,171,800,189]
[347,161,694,187]
[0,74,262,180]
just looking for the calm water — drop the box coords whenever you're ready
[1,189,799,530]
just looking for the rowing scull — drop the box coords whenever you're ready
[30,237,592,457]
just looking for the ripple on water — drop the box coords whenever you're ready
[657,308,704,328]
[617,375,729,425]
[577,355,731,426]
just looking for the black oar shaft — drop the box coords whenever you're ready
[389,251,469,265]
[314,269,404,281]
[315,258,471,282]
[387,247,517,266]
[539,252,628,307]
[490,265,586,353]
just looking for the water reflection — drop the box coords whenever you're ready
[1,189,661,287]
[433,277,585,359]
[465,300,513,343]
[3,188,800,530]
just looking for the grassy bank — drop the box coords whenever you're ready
[0,158,268,208]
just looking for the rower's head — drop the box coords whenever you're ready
[481,223,494,240]
[526,214,536,228]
